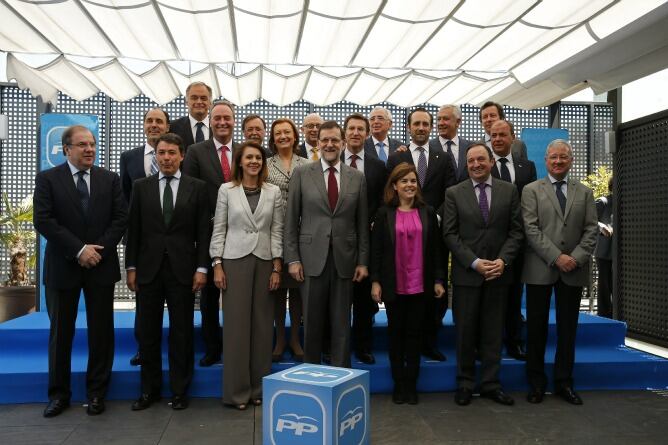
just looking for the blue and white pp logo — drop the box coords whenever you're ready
[336,385,367,445]
[282,366,353,384]
[45,126,68,168]
[270,391,325,445]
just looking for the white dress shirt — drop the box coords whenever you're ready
[320,158,341,192]
[343,148,365,174]
[548,174,568,198]
[493,151,516,183]
[213,137,234,166]
[439,135,460,168]
[67,160,90,192]
[189,115,210,142]
[371,136,390,159]
[409,142,429,168]
[143,143,156,177]
[305,142,319,160]
[158,170,180,209]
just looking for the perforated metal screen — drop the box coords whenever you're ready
[616,110,668,347]
[0,85,613,307]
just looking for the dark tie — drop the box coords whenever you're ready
[76,171,89,215]
[445,139,454,157]
[163,176,174,225]
[555,180,566,214]
[477,182,489,224]
[377,141,387,163]
[195,122,205,143]
[416,147,427,186]
[327,167,338,212]
[498,157,511,183]
[350,154,359,170]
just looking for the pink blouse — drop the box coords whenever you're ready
[395,208,424,295]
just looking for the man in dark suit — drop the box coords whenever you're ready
[126,133,210,411]
[522,139,597,405]
[480,101,528,160]
[595,177,613,319]
[169,82,212,151]
[364,106,405,163]
[33,125,127,418]
[285,120,369,368]
[119,107,170,367]
[386,107,456,362]
[489,119,537,361]
[443,143,524,407]
[342,113,388,365]
[298,113,324,159]
[182,99,241,367]
[429,104,473,182]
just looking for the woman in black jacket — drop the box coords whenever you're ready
[370,162,446,405]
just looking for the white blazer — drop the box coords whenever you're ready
[209,182,284,261]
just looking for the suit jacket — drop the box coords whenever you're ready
[266,154,311,210]
[521,177,598,286]
[119,145,148,204]
[209,182,284,261]
[443,178,524,287]
[340,152,388,224]
[364,136,404,161]
[125,173,210,286]
[370,206,445,302]
[491,156,537,197]
[386,146,457,210]
[482,136,528,161]
[182,139,242,217]
[429,136,473,182]
[33,163,128,288]
[595,194,613,260]
[284,161,369,278]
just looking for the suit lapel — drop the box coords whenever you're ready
[388,208,396,246]
[147,175,165,229]
[333,164,350,214]
[424,150,441,186]
[419,207,428,256]
[58,163,86,219]
[465,181,486,226]
[541,178,564,220]
[87,166,102,218]
[564,178,577,220]
[488,178,502,224]
[309,162,330,213]
[236,184,259,229]
[207,140,225,183]
[171,175,194,227]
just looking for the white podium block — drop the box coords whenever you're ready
[263,364,370,445]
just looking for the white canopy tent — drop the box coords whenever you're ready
[2,0,668,108]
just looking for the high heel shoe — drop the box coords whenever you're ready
[289,345,304,362]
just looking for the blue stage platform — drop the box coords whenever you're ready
[1,310,667,403]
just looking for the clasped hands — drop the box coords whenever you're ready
[554,254,578,273]
[78,244,103,269]
[474,258,505,280]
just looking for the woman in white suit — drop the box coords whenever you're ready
[210,141,284,410]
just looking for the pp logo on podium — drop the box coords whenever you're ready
[283,366,353,384]
[271,391,325,445]
[336,385,367,445]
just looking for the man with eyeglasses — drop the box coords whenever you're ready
[521,139,597,406]
[299,113,324,160]
[34,125,128,418]
[170,82,213,152]
[285,120,369,368]
[364,107,405,164]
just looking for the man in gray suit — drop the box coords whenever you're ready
[285,120,369,368]
[429,104,472,182]
[480,101,528,160]
[522,139,597,405]
[364,107,405,163]
[443,143,524,407]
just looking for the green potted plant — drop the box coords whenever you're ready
[0,192,36,322]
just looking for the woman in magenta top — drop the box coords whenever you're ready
[370,162,446,405]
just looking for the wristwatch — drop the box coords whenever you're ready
[211,258,222,267]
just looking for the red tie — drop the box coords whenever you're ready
[350,154,359,169]
[327,167,338,212]
[221,145,231,182]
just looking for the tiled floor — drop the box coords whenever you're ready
[2,390,668,444]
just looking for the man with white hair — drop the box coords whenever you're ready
[364,107,405,164]
[429,104,473,182]
[299,113,325,160]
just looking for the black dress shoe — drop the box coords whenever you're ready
[405,386,418,405]
[527,388,545,404]
[454,388,473,406]
[556,387,583,405]
[86,397,105,415]
[131,393,161,411]
[170,395,188,410]
[130,351,141,366]
[422,347,446,362]
[392,383,405,405]
[43,399,70,418]
[199,354,221,367]
[322,353,332,365]
[481,388,514,406]
[505,344,527,361]
[355,351,376,365]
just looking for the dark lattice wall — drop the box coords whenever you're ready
[616,110,668,347]
[0,85,613,305]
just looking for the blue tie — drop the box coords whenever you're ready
[377,141,387,163]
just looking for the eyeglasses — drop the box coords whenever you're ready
[68,142,96,149]
[547,154,571,161]
[303,123,321,129]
